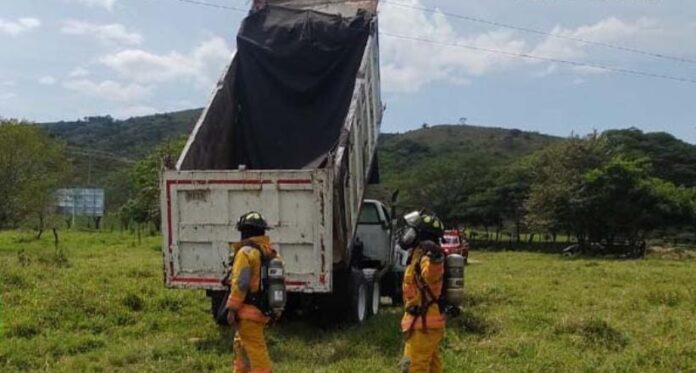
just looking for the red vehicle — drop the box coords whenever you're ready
[441,229,469,263]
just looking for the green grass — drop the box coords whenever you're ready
[1,231,696,372]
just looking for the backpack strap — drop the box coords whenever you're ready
[236,240,274,316]
[406,242,443,333]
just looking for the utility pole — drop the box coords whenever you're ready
[71,192,75,229]
[87,153,92,187]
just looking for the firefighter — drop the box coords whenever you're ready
[400,213,446,373]
[227,211,279,373]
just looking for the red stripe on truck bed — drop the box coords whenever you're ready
[276,179,312,184]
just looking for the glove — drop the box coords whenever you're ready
[421,240,444,261]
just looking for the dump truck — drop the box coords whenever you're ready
[161,0,392,323]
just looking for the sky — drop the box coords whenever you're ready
[1,0,695,143]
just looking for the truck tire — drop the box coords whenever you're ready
[208,290,228,326]
[390,272,404,306]
[367,278,380,317]
[348,268,368,323]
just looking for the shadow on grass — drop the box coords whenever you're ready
[555,318,629,351]
[193,326,235,355]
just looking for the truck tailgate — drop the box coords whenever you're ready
[162,169,333,293]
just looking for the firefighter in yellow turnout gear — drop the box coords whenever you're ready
[226,212,280,373]
[399,213,446,373]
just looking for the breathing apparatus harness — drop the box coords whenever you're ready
[405,240,444,334]
[218,239,285,324]
[400,210,462,337]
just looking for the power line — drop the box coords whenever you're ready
[159,0,696,84]
[380,0,696,65]
[381,32,696,85]
[65,146,137,164]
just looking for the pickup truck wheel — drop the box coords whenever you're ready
[208,290,228,326]
[367,279,380,317]
[349,269,368,323]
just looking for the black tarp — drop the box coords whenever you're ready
[231,5,373,169]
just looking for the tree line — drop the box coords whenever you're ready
[0,120,71,237]
[392,130,696,248]
[3,118,695,252]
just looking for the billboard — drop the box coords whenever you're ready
[56,188,105,217]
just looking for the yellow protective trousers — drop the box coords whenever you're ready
[401,328,445,373]
[233,319,272,373]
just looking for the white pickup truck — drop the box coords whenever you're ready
[161,0,395,323]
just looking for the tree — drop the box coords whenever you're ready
[395,155,489,226]
[0,120,71,232]
[524,135,608,241]
[121,137,186,232]
[572,156,695,244]
[604,128,696,187]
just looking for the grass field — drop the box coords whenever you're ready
[1,230,696,372]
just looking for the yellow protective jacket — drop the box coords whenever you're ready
[401,242,445,332]
[226,235,280,324]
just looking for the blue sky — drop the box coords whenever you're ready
[1,0,695,143]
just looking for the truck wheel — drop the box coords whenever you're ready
[367,279,380,317]
[208,290,228,326]
[349,269,368,323]
[385,271,404,306]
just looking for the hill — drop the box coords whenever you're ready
[41,110,201,208]
[42,109,201,160]
[43,112,559,211]
[40,110,696,213]
[378,124,559,186]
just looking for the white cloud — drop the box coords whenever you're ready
[380,1,529,92]
[39,76,57,85]
[0,17,41,36]
[530,17,661,76]
[113,105,159,119]
[63,79,152,102]
[69,67,90,78]
[61,20,142,45]
[379,1,693,92]
[99,36,233,87]
[69,0,117,11]
[0,93,17,101]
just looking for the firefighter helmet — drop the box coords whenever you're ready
[236,211,271,231]
[417,213,444,238]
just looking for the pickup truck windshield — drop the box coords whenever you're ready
[358,204,381,224]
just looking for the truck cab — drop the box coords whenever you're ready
[355,199,392,268]
[353,200,394,315]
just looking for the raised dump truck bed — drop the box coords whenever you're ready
[162,1,387,321]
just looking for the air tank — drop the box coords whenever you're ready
[267,257,286,316]
[444,253,465,307]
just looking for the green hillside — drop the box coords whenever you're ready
[379,124,558,185]
[41,110,201,209]
[39,110,696,217]
[42,109,201,160]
